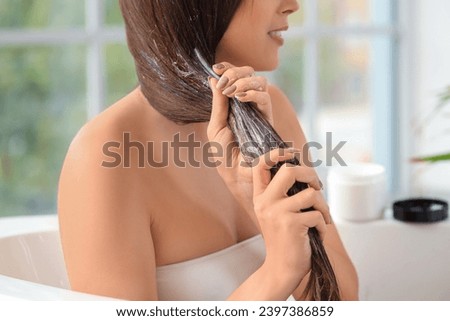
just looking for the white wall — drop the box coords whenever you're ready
[411,0,450,202]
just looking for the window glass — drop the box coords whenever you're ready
[0,0,84,29]
[104,0,124,26]
[318,0,393,26]
[290,0,306,26]
[105,44,138,106]
[272,39,305,115]
[316,36,393,165]
[0,46,87,217]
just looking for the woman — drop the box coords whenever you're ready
[58,0,358,301]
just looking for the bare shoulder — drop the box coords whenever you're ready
[60,88,158,183]
[58,88,153,222]
[58,89,158,300]
[69,89,151,159]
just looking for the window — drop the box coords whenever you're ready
[0,0,404,217]
[0,0,136,217]
[271,0,401,193]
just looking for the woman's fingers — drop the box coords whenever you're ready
[207,77,231,140]
[267,164,322,197]
[208,62,263,138]
[281,188,332,224]
[254,159,330,224]
[252,149,301,197]
[296,211,328,241]
[236,91,273,125]
[212,62,273,124]
[213,63,255,89]
[212,62,235,76]
[222,76,268,96]
[207,77,241,169]
[235,90,270,105]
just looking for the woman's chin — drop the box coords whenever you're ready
[255,59,279,72]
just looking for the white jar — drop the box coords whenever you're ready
[327,163,387,222]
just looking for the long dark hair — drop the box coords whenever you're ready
[120,0,241,123]
[119,0,340,301]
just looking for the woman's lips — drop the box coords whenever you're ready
[268,28,287,46]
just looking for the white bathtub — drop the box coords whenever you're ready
[0,213,449,300]
[0,214,113,300]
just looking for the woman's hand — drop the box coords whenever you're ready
[252,149,331,286]
[207,62,277,218]
[212,62,274,124]
[227,149,332,300]
[207,62,324,218]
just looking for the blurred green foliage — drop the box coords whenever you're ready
[0,0,84,28]
[105,0,124,26]
[413,86,450,163]
[105,44,138,106]
[274,39,305,112]
[0,0,137,217]
[0,46,87,216]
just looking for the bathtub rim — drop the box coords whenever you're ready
[0,214,118,301]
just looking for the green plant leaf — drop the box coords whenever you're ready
[415,86,450,133]
[438,86,450,102]
[411,152,450,163]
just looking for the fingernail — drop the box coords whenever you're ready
[213,63,225,70]
[286,148,301,153]
[216,76,229,90]
[222,85,237,96]
[235,92,247,98]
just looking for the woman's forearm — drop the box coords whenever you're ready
[325,246,359,300]
[292,243,359,300]
[227,262,299,301]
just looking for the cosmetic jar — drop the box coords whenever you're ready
[327,163,387,222]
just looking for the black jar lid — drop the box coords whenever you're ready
[393,198,448,223]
